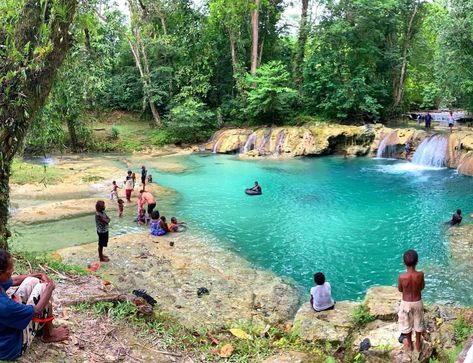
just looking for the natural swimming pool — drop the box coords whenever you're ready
[153,154,473,304]
[11,154,473,304]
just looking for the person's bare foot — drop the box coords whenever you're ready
[100,256,110,262]
[41,326,69,343]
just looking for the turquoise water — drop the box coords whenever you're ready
[153,154,473,304]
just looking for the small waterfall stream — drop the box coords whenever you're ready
[376,131,399,158]
[273,131,286,155]
[243,132,257,153]
[258,130,272,154]
[411,135,448,167]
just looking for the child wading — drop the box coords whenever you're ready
[95,201,110,262]
[398,249,425,351]
[117,199,124,218]
[110,181,120,200]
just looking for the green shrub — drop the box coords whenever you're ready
[454,318,473,342]
[352,304,375,327]
[10,160,66,185]
[110,126,120,140]
[165,98,216,144]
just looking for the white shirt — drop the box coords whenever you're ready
[310,282,335,311]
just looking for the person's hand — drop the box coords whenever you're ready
[38,273,51,283]
[47,280,56,291]
[12,294,21,303]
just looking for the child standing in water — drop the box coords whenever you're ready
[95,201,110,262]
[117,199,124,218]
[110,181,120,200]
[398,249,425,351]
[310,272,335,312]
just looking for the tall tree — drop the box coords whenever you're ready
[250,0,261,75]
[0,0,77,249]
[294,0,310,91]
[128,0,163,127]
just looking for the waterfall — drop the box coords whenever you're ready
[212,137,222,153]
[243,132,257,153]
[411,135,448,167]
[258,130,272,154]
[273,131,286,155]
[376,131,399,158]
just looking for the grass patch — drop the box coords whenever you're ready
[352,304,375,327]
[12,251,87,277]
[454,317,473,342]
[81,175,105,183]
[10,159,67,185]
[73,300,330,361]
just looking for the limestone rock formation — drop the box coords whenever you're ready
[293,301,359,344]
[364,286,400,321]
[206,125,375,157]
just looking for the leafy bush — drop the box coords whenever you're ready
[352,304,375,327]
[165,98,216,144]
[453,318,473,342]
[245,61,298,125]
[110,126,120,140]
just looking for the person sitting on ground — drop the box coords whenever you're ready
[168,217,186,232]
[159,216,170,233]
[398,249,425,352]
[147,174,153,184]
[249,181,262,193]
[136,208,147,225]
[150,211,167,236]
[310,272,335,312]
[450,209,462,226]
[0,249,69,361]
[139,190,156,217]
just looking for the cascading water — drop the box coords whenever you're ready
[411,135,448,167]
[212,137,222,153]
[243,132,257,153]
[376,131,399,158]
[273,131,286,155]
[258,130,272,154]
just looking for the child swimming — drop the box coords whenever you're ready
[136,208,147,225]
[169,217,186,232]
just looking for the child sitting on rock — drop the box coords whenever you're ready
[310,272,335,312]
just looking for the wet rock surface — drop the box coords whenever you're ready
[58,232,303,329]
[293,301,360,344]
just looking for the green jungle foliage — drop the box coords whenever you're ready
[11,0,473,153]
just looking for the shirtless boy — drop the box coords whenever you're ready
[398,249,425,351]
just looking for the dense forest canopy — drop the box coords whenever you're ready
[6,0,473,153]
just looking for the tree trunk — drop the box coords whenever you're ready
[128,1,163,128]
[250,0,261,76]
[0,0,77,249]
[393,2,418,111]
[67,118,78,152]
[228,28,239,78]
[295,0,310,92]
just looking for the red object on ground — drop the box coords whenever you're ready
[87,262,100,272]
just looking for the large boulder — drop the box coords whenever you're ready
[364,286,400,321]
[352,320,399,350]
[293,301,359,344]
